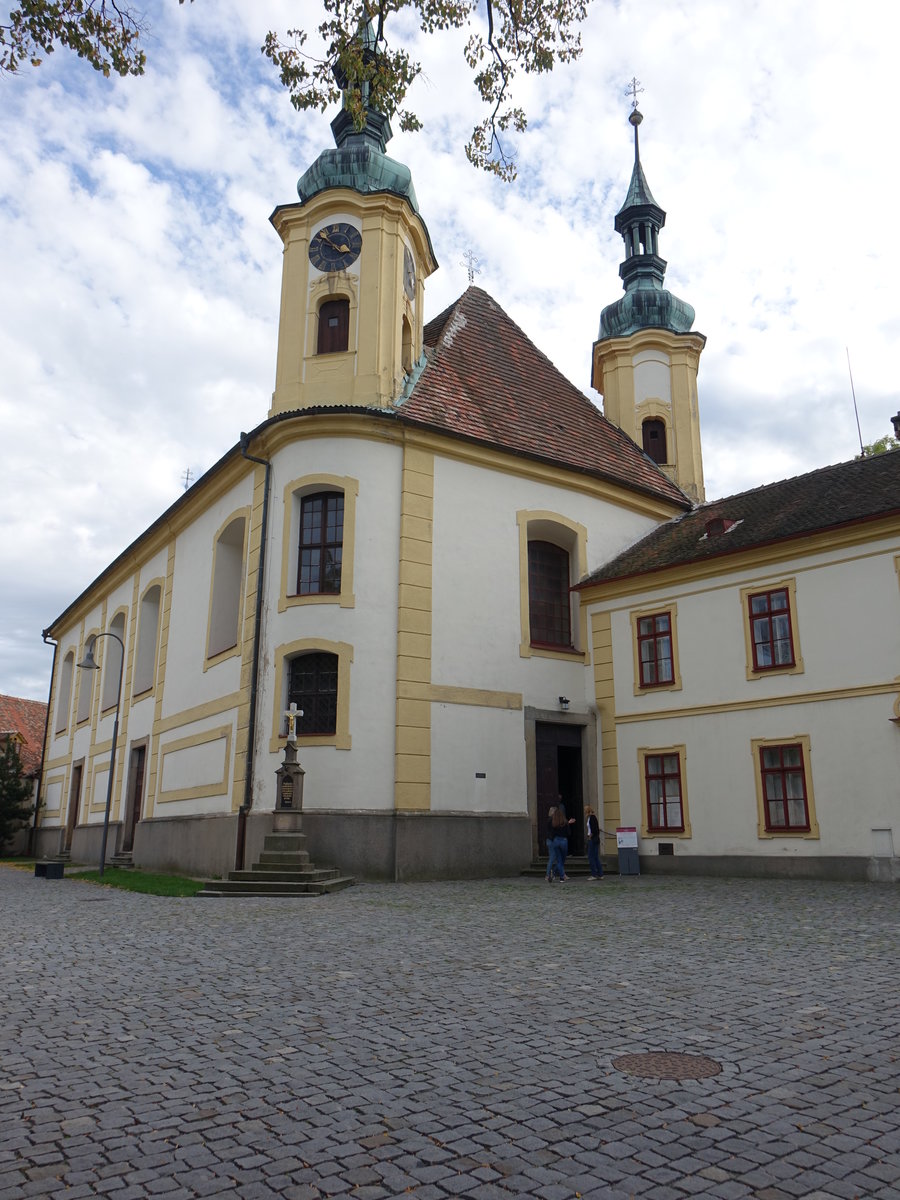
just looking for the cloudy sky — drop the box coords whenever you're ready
[2,0,898,700]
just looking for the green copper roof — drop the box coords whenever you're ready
[297,107,420,213]
[599,108,695,340]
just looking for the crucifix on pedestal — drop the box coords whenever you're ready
[275,703,305,818]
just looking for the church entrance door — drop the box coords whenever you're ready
[64,763,82,853]
[122,745,146,853]
[536,722,584,856]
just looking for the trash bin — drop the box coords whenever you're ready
[34,861,64,880]
[616,827,640,876]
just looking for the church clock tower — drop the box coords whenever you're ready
[592,107,706,502]
[269,89,437,417]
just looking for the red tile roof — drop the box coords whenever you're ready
[579,450,900,587]
[400,287,690,508]
[0,694,47,777]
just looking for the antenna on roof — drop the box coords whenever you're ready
[846,348,865,457]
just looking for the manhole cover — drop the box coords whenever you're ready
[613,1051,722,1080]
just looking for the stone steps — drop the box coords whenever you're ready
[521,856,616,878]
[197,828,355,898]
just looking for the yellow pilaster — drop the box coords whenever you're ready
[591,611,620,852]
[394,446,434,810]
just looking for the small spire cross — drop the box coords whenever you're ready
[284,702,303,742]
[625,76,644,110]
[461,249,481,285]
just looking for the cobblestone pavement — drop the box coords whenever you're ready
[3,867,900,1200]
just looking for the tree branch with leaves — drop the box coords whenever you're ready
[2,0,591,180]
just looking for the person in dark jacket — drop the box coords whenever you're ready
[585,805,604,879]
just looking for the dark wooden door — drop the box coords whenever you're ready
[65,764,82,852]
[122,746,146,853]
[536,723,584,855]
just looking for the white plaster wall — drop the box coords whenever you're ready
[633,350,671,405]
[255,435,404,813]
[615,694,900,858]
[430,704,527,814]
[430,454,661,701]
[592,534,900,860]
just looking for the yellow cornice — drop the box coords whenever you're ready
[256,412,685,521]
[615,679,899,725]
[578,513,900,603]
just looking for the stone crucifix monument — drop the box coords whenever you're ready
[274,702,306,832]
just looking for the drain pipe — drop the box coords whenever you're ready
[235,432,272,871]
[31,631,58,857]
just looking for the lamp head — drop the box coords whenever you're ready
[77,636,99,671]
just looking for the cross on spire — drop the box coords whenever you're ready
[461,249,481,285]
[625,76,644,110]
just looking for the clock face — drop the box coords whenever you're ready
[308,222,362,272]
[403,246,416,300]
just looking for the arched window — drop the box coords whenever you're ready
[317,299,349,354]
[401,314,413,374]
[642,418,667,464]
[287,652,338,736]
[527,541,572,648]
[101,612,127,711]
[208,516,246,658]
[76,637,95,723]
[55,651,74,733]
[133,584,161,695]
[298,493,343,595]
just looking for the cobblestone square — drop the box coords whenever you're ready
[3,867,899,1198]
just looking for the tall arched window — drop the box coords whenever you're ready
[317,299,349,354]
[527,541,572,648]
[55,651,74,733]
[101,612,127,711]
[298,493,343,595]
[287,652,338,736]
[208,516,246,658]
[642,418,667,464]
[133,584,161,695]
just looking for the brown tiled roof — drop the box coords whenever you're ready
[400,287,690,508]
[579,450,900,587]
[0,694,47,777]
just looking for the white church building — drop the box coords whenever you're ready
[35,98,900,883]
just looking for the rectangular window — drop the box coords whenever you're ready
[298,493,344,596]
[527,540,571,648]
[288,653,338,736]
[759,743,810,832]
[748,587,795,671]
[644,752,685,832]
[637,612,674,687]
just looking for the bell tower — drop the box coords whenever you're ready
[592,107,706,503]
[269,63,437,417]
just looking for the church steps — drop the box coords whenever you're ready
[196,826,356,897]
[198,875,355,897]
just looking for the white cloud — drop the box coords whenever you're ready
[2,0,898,698]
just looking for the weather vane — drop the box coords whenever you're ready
[461,249,481,286]
[625,76,644,110]
[181,467,194,491]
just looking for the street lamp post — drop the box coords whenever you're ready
[77,632,124,877]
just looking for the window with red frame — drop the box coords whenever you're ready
[759,743,810,831]
[298,492,343,595]
[287,652,338,736]
[644,752,684,832]
[637,612,674,687]
[527,541,571,648]
[749,587,795,670]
